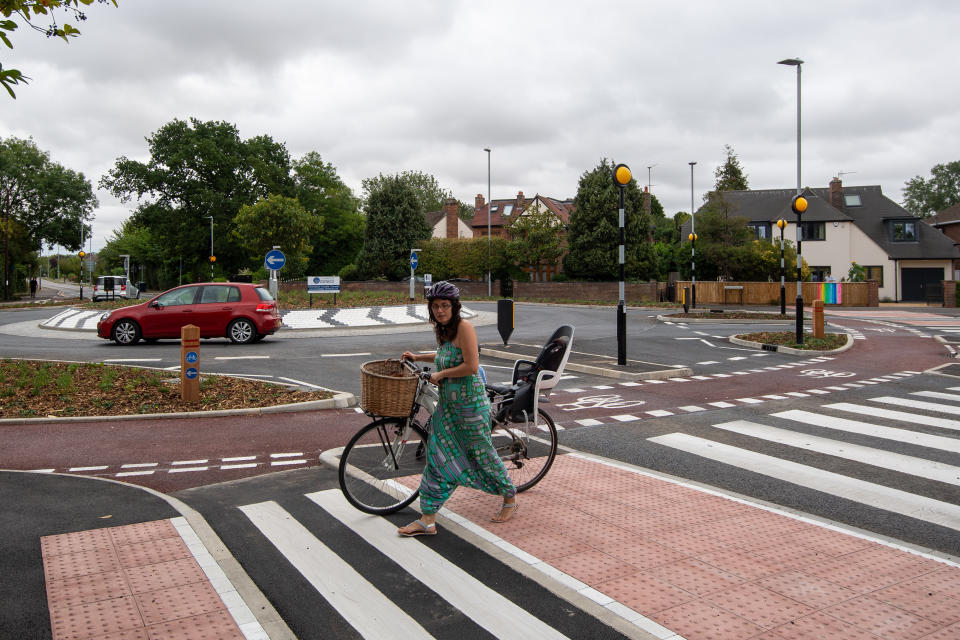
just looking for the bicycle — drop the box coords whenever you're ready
[338,358,559,515]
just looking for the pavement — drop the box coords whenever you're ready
[6,294,960,639]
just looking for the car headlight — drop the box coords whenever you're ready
[100,311,112,321]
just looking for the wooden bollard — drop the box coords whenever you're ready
[181,324,200,404]
[812,299,824,338]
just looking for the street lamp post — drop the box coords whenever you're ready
[205,216,214,281]
[612,163,632,365]
[776,218,787,314]
[689,161,696,309]
[484,148,491,297]
[779,57,804,343]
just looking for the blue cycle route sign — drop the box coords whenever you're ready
[265,249,286,270]
[410,251,418,270]
[185,351,199,364]
[185,367,198,379]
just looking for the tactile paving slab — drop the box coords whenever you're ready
[442,453,960,640]
[41,519,245,640]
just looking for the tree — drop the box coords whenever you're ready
[563,159,653,280]
[232,195,321,279]
[100,118,294,283]
[361,170,471,220]
[902,161,960,218]
[293,152,363,276]
[1,136,95,298]
[688,192,753,280]
[713,144,749,192]
[356,174,430,280]
[1,0,118,98]
[504,203,564,281]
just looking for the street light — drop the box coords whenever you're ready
[205,215,214,281]
[779,56,804,342]
[612,163,632,365]
[484,147,491,297]
[689,161,697,309]
[776,218,787,314]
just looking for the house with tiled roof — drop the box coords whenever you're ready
[929,202,960,278]
[424,198,472,239]
[696,177,958,301]
[472,191,575,280]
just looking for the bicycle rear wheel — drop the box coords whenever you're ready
[338,417,428,514]
[491,407,558,492]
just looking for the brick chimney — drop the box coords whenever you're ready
[515,191,525,210]
[443,198,459,238]
[475,193,485,210]
[829,177,843,210]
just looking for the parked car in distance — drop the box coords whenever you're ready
[92,275,130,301]
[96,282,282,345]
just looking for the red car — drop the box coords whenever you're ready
[97,282,282,345]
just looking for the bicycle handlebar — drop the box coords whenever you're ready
[401,357,433,381]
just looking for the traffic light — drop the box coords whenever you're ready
[791,195,808,214]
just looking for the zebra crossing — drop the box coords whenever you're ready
[649,386,960,535]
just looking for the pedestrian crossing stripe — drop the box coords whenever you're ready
[713,420,960,486]
[239,501,433,639]
[825,402,960,431]
[648,432,960,532]
[305,490,572,640]
[772,409,960,453]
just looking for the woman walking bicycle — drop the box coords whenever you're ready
[397,281,517,537]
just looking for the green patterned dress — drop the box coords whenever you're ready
[418,341,516,515]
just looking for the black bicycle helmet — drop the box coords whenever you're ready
[427,280,460,300]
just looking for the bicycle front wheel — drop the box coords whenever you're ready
[492,407,558,492]
[338,417,428,514]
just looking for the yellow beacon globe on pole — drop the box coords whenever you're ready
[791,195,808,214]
[613,163,632,187]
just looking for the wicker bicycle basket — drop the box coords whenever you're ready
[360,359,419,417]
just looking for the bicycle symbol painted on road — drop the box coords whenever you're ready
[555,394,647,412]
[798,369,856,379]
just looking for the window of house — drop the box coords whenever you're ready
[891,221,917,242]
[747,223,769,240]
[810,266,831,282]
[844,194,862,206]
[864,265,883,286]
[502,204,513,216]
[800,221,825,241]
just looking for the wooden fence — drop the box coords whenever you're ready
[674,281,878,307]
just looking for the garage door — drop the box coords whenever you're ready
[901,267,944,302]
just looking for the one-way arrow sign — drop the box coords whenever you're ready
[265,249,286,270]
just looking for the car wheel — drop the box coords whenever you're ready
[111,319,141,345]
[227,318,257,344]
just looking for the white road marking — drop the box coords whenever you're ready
[103,358,163,363]
[307,490,573,640]
[646,410,674,417]
[826,402,960,432]
[649,433,960,532]
[708,402,736,408]
[872,396,960,415]
[270,460,308,467]
[172,459,208,465]
[714,420,960,486]
[610,414,641,422]
[737,398,765,404]
[213,355,270,360]
[238,501,434,639]
[121,462,158,469]
[913,390,960,403]
[270,452,304,458]
[222,456,257,462]
[116,470,155,477]
[679,405,705,413]
[221,463,258,470]
[773,409,960,453]
[168,466,209,473]
[576,418,604,426]
[68,466,108,472]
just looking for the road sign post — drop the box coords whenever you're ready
[265,248,285,299]
[180,324,200,404]
[409,249,421,301]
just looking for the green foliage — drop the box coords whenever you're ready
[713,144,749,192]
[356,174,430,280]
[1,136,96,298]
[232,194,321,279]
[504,203,564,279]
[418,236,512,281]
[845,261,866,282]
[1,0,118,98]
[564,158,654,280]
[293,152,363,276]
[361,170,471,220]
[902,160,960,218]
[100,118,295,285]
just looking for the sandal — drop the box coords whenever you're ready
[491,501,519,523]
[398,519,437,537]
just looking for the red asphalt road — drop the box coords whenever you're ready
[0,319,952,493]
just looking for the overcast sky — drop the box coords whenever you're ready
[3,1,959,252]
